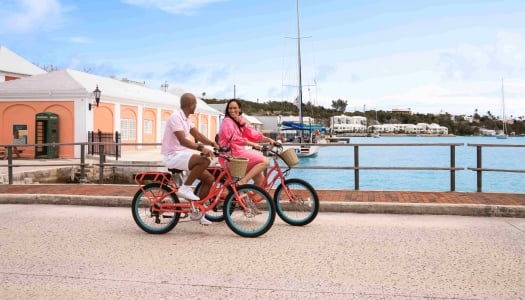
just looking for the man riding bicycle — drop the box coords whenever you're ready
[161,93,219,225]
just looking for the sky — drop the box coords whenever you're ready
[1,0,525,118]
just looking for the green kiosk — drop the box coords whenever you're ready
[35,112,59,159]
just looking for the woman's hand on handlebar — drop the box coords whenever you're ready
[265,137,276,146]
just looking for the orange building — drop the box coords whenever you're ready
[0,49,220,159]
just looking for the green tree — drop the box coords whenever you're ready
[331,99,348,112]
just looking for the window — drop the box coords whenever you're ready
[144,119,153,134]
[120,119,137,141]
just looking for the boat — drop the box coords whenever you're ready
[280,120,324,157]
[372,110,380,137]
[280,0,324,157]
[496,78,508,139]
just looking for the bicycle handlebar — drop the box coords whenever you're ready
[203,141,284,160]
[212,146,233,161]
[260,141,283,156]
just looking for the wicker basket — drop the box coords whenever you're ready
[230,157,248,177]
[280,148,299,167]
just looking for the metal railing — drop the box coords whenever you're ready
[88,130,121,159]
[1,142,524,192]
[467,143,525,192]
[286,142,464,191]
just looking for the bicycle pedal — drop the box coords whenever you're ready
[189,209,202,220]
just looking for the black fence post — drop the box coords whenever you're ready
[354,145,359,190]
[80,143,87,183]
[88,131,94,155]
[99,144,105,183]
[115,131,120,161]
[450,145,456,192]
[97,130,102,156]
[476,145,482,192]
[7,146,13,184]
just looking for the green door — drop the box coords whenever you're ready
[35,112,59,159]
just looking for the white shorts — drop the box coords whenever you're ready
[163,151,193,171]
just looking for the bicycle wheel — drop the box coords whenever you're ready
[194,182,230,222]
[274,178,319,226]
[131,182,180,234]
[224,184,275,238]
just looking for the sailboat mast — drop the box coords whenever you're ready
[501,78,506,133]
[296,0,303,125]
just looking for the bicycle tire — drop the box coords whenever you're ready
[131,182,180,234]
[274,178,319,226]
[223,184,275,238]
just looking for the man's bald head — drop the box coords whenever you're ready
[180,93,196,109]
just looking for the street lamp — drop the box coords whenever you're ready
[89,85,101,111]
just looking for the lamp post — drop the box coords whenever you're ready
[89,85,101,111]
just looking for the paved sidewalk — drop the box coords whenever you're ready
[1,149,524,217]
[0,183,524,217]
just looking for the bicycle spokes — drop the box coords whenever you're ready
[131,183,181,234]
[223,184,275,238]
[274,179,319,226]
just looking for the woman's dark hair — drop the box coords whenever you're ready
[225,99,245,129]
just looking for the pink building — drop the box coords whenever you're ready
[0,46,220,158]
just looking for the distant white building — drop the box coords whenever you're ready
[368,123,448,135]
[330,115,367,133]
[479,129,496,136]
[391,108,412,114]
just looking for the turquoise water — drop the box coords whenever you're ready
[286,136,525,193]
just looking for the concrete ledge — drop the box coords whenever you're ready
[320,202,525,218]
[0,195,524,218]
[0,194,131,207]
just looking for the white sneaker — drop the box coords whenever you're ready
[176,185,200,201]
[190,214,212,225]
[199,216,212,226]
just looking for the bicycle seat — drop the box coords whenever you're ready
[168,168,184,174]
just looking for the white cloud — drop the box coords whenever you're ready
[67,36,91,44]
[438,31,525,81]
[121,0,229,15]
[0,0,65,34]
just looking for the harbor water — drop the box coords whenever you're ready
[287,136,525,193]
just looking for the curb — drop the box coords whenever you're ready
[0,194,131,207]
[320,201,525,218]
[1,194,524,218]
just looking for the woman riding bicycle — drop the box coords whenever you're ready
[218,99,275,187]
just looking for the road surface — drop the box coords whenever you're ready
[0,204,524,299]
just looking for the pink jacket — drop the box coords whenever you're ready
[218,116,263,154]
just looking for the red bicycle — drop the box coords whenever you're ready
[131,147,275,238]
[196,142,319,226]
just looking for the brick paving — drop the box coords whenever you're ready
[0,184,524,206]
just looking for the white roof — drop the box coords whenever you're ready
[0,68,220,115]
[0,45,46,76]
[244,115,263,125]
